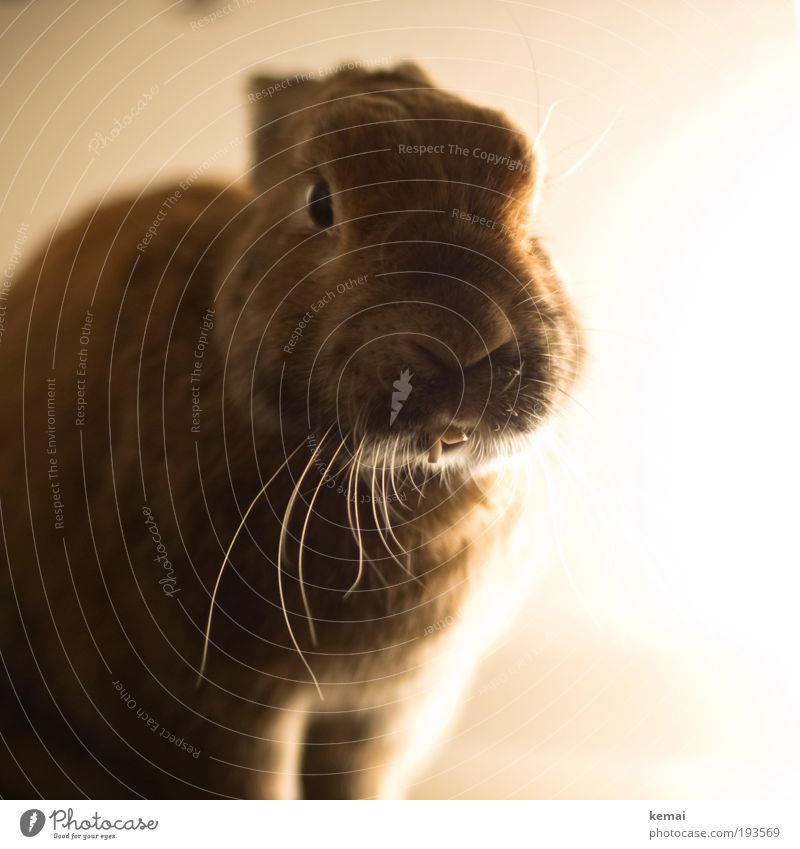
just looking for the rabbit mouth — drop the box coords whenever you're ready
[300,299,579,471]
[426,427,470,464]
[332,389,551,474]
[309,346,558,473]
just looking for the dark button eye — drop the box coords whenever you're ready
[306,179,333,228]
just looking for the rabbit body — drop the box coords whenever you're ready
[0,64,580,798]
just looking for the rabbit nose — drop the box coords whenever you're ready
[411,325,517,376]
[402,330,521,436]
[410,338,459,373]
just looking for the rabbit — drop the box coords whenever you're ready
[0,61,581,799]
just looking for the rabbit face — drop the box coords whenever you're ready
[220,65,581,470]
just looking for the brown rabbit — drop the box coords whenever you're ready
[0,62,581,799]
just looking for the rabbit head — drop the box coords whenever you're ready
[218,62,581,470]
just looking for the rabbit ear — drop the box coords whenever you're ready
[248,73,323,188]
[247,64,433,188]
[379,62,432,87]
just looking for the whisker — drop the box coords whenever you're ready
[277,426,333,700]
[373,451,420,583]
[389,435,411,511]
[297,431,349,646]
[197,435,307,685]
[345,440,367,597]
[551,105,624,185]
[345,443,360,551]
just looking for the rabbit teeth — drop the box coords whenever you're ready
[441,428,468,445]
[427,441,442,464]
[427,429,468,464]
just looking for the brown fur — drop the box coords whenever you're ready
[0,64,580,798]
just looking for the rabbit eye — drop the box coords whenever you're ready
[306,179,334,228]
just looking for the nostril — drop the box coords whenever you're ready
[411,339,458,374]
[462,337,518,371]
[411,330,518,375]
